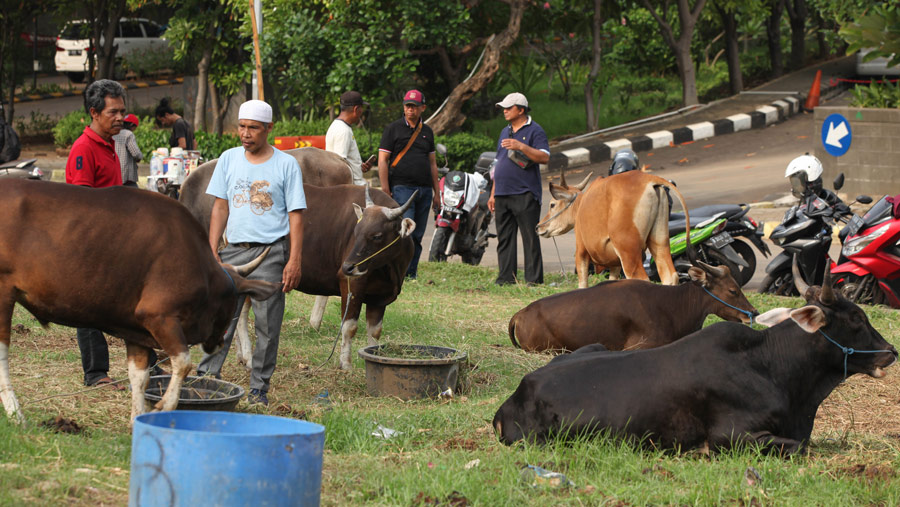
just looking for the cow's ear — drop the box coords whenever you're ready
[789,305,827,333]
[400,217,416,237]
[353,203,364,221]
[549,183,575,201]
[687,266,708,286]
[754,307,793,327]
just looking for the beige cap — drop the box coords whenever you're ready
[496,92,529,109]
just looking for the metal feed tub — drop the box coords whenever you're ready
[358,344,468,400]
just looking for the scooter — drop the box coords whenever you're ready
[759,173,865,296]
[0,158,44,180]
[832,194,900,307]
[667,203,769,285]
[428,145,495,265]
[645,214,749,284]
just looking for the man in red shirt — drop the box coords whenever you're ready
[66,79,160,389]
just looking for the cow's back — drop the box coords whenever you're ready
[0,180,218,330]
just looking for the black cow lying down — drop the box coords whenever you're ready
[493,278,898,455]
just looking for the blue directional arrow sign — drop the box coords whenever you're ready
[821,113,852,157]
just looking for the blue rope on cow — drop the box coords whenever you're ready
[819,330,888,382]
[701,286,756,325]
[221,267,237,294]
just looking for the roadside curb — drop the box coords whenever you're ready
[11,76,184,103]
[547,95,804,172]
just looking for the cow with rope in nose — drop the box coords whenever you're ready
[236,185,415,370]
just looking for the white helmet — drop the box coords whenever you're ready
[785,154,823,197]
[784,154,823,180]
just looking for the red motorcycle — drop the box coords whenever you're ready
[832,194,900,307]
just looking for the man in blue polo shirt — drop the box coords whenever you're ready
[487,92,550,286]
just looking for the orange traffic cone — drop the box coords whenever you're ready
[804,70,822,111]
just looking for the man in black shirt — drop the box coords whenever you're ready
[155,97,196,150]
[378,89,440,279]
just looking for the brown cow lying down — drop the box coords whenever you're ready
[509,263,757,352]
[536,169,690,288]
[494,274,898,454]
[0,180,279,423]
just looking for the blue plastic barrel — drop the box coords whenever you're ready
[129,411,325,507]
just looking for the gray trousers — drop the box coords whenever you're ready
[198,240,287,392]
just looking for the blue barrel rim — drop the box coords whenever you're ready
[133,410,325,438]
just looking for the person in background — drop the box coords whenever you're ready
[197,99,306,407]
[66,79,162,389]
[487,92,550,286]
[155,97,196,150]
[377,89,440,279]
[326,90,372,185]
[112,113,142,187]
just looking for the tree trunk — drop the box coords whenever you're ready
[210,84,221,135]
[96,0,126,80]
[641,0,708,107]
[427,0,527,136]
[785,0,807,70]
[194,47,212,132]
[766,0,785,78]
[814,10,827,59]
[716,4,743,95]
[584,0,603,131]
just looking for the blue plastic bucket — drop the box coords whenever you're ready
[129,411,325,507]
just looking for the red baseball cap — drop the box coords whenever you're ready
[123,114,140,128]
[403,89,425,106]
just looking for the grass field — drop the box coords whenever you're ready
[2,261,900,505]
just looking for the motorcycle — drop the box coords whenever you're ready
[759,173,869,296]
[666,203,770,286]
[427,145,495,265]
[0,158,44,180]
[645,213,751,284]
[832,194,900,307]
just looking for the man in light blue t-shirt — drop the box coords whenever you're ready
[198,99,306,406]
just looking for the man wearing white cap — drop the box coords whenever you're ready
[487,92,550,286]
[197,99,307,407]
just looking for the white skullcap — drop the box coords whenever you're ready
[238,99,273,124]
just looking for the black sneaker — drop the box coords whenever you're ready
[248,388,269,406]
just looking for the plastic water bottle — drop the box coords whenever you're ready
[150,150,163,177]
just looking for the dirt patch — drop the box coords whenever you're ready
[838,463,895,482]
[41,416,83,434]
[412,490,469,506]
[438,436,480,452]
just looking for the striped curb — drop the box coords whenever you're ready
[10,76,184,103]
[548,96,802,171]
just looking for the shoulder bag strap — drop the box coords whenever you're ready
[390,120,423,168]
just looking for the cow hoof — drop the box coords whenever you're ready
[340,362,352,371]
[367,337,379,346]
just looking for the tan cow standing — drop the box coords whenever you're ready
[537,169,690,288]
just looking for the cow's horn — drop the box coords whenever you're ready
[698,260,725,277]
[820,267,836,306]
[386,190,418,220]
[559,166,567,187]
[791,253,812,298]
[234,246,271,276]
[365,184,375,207]
[574,171,593,191]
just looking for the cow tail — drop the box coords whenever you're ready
[656,177,695,263]
[508,313,521,349]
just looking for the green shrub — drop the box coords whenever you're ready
[120,46,183,78]
[52,110,90,148]
[850,81,900,108]
[195,131,241,161]
[133,116,169,160]
[435,132,496,172]
[269,117,333,140]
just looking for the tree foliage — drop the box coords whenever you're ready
[840,2,900,68]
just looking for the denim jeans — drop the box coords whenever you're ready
[390,184,433,279]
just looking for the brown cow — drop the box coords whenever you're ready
[0,180,279,422]
[179,147,353,333]
[508,262,757,352]
[233,184,416,370]
[536,170,690,288]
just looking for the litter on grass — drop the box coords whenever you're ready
[520,465,575,488]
